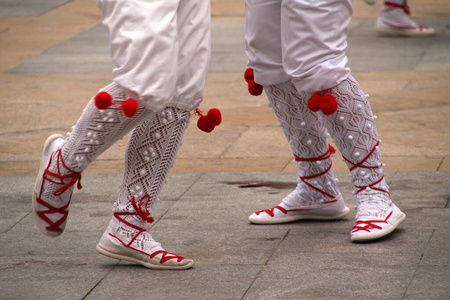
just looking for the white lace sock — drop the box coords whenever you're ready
[35,82,151,233]
[265,80,341,208]
[115,107,190,214]
[61,82,152,173]
[322,76,392,218]
[109,107,190,242]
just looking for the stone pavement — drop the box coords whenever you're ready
[0,0,449,299]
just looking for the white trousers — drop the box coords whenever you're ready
[97,0,211,112]
[245,0,353,94]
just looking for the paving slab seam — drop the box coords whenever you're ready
[400,228,435,299]
[240,229,290,300]
[4,211,31,234]
[436,156,446,172]
[83,260,121,300]
[149,173,204,229]
[218,126,249,159]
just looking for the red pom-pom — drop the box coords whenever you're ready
[207,108,222,126]
[307,94,323,112]
[329,145,336,155]
[248,80,263,96]
[118,99,139,117]
[197,115,215,133]
[244,68,254,82]
[94,91,113,110]
[320,94,338,115]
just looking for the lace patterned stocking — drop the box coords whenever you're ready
[114,107,190,227]
[265,80,340,206]
[322,75,391,218]
[62,82,151,173]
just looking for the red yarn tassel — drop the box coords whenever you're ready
[244,68,263,96]
[307,89,338,115]
[94,91,139,117]
[195,108,222,133]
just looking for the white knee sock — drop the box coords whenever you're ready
[265,80,341,206]
[62,82,152,173]
[322,76,391,217]
[113,107,190,221]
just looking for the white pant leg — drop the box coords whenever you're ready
[245,0,291,86]
[282,0,353,94]
[172,1,211,111]
[245,0,353,93]
[97,0,210,112]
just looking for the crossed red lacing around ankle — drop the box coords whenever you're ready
[385,1,410,15]
[293,145,339,200]
[255,146,338,217]
[115,194,155,224]
[352,211,393,233]
[36,150,82,233]
[113,194,154,247]
[341,140,390,198]
[110,194,186,264]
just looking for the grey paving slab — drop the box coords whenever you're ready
[0,176,35,233]
[420,229,450,266]
[1,218,105,256]
[404,265,450,300]
[84,264,262,300]
[150,225,289,266]
[0,253,115,300]
[270,226,428,255]
[8,20,450,74]
[389,171,450,200]
[0,0,70,17]
[151,172,354,232]
[0,171,449,299]
[245,252,417,300]
[243,228,426,299]
[400,207,450,230]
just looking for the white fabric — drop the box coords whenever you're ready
[265,80,341,204]
[116,107,190,216]
[97,0,211,112]
[245,0,352,94]
[321,76,392,217]
[322,76,381,187]
[62,83,153,172]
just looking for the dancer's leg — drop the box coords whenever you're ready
[33,83,151,236]
[248,80,349,224]
[322,75,406,242]
[96,107,194,269]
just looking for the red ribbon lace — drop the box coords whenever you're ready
[255,205,314,216]
[385,1,411,15]
[341,141,390,197]
[293,145,338,199]
[352,211,393,233]
[36,150,82,233]
[110,194,186,264]
[150,250,185,263]
[255,205,287,216]
[113,194,155,246]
